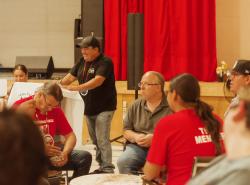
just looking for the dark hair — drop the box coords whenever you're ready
[13,64,28,74]
[170,73,222,155]
[0,109,48,185]
[39,82,63,102]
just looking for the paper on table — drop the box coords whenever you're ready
[7,82,43,107]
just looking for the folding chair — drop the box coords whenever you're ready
[192,156,215,177]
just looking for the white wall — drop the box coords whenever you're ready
[216,0,250,67]
[1,1,250,69]
[0,0,80,68]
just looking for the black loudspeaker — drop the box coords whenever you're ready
[81,0,104,51]
[74,18,81,38]
[127,13,144,90]
[15,56,54,79]
[74,38,82,64]
[74,19,82,64]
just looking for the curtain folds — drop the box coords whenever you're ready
[104,0,217,81]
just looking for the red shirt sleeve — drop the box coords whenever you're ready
[12,96,33,108]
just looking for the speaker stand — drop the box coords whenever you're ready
[135,89,139,99]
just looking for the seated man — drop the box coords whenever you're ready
[225,59,250,116]
[13,82,92,179]
[187,86,250,185]
[117,71,172,174]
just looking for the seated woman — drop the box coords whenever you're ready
[6,64,28,96]
[143,73,224,185]
[0,64,28,110]
[12,64,28,82]
[0,109,49,185]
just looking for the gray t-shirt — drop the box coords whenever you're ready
[224,96,239,118]
[187,155,250,185]
[123,96,171,134]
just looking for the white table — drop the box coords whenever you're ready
[70,174,142,185]
[61,88,84,148]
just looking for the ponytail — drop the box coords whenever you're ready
[195,100,222,155]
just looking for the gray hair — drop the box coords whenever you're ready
[38,82,63,102]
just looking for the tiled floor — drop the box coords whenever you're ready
[58,144,123,184]
[76,144,124,174]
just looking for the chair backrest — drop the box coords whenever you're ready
[192,156,215,177]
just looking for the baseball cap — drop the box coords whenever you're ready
[76,36,100,49]
[232,60,250,75]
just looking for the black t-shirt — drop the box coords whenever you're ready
[70,54,117,115]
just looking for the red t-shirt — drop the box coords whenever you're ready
[13,96,73,138]
[147,109,223,185]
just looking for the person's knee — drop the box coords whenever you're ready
[117,147,146,174]
[81,151,92,164]
[71,151,92,177]
[74,150,92,167]
[117,154,127,167]
[117,154,138,174]
[117,154,128,173]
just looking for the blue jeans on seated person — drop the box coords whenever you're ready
[117,143,148,174]
[49,150,92,178]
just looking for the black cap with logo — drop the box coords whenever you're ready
[76,36,100,50]
[232,60,250,75]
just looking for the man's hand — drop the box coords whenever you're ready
[135,133,146,144]
[46,144,69,167]
[45,144,62,157]
[136,134,153,147]
[51,151,69,167]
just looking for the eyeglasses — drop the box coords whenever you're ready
[138,82,160,88]
[42,94,59,109]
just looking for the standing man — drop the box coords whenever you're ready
[117,71,172,174]
[60,35,117,173]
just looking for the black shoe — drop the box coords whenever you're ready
[89,169,114,174]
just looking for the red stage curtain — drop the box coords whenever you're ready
[104,0,217,81]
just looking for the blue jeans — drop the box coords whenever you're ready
[117,143,148,174]
[86,111,115,172]
[49,150,92,178]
